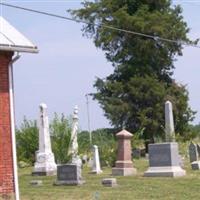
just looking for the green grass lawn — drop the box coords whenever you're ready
[19,159,200,200]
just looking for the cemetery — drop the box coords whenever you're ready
[1,1,200,200]
[14,100,200,200]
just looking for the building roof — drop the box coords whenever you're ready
[0,16,38,53]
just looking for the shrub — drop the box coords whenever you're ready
[16,118,38,164]
[78,131,91,156]
[50,113,72,164]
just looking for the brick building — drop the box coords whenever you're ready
[0,17,38,199]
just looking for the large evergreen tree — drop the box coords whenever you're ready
[70,0,196,141]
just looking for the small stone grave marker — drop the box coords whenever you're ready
[189,142,200,170]
[91,145,102,174]
[102,178,117,187]
[30,180,43,186]
[189,142,198,163]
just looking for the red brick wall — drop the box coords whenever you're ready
[0,51,15,195]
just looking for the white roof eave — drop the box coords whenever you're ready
[0,44,39,53]
[0,17,39,53]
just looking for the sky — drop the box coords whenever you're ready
[1,0,200,131]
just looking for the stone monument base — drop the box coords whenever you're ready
[71,156,82,167]
[144,142,186,177]
[191,161,200,170]
[54,164,85,186]
[112,167,137,176]
[54,180,85,186]
[32,152,57,176]
[144,166,186,177]
[30,180,43,186]
[32,170,56,176]
[90,169,103,174]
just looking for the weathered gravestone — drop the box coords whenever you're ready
[55,106,84,185]
[32,103,57,176]
[189,142,200,170]
[189,142,198,163]
[197,144,200,158]
[112,130,137,176]
[144,101,185,177]
[102,178,117,187]
[144,143,185,177]
[30,180,43,186]
[68,106,82,166]
[91,145,102,174]
[54,164,85,185]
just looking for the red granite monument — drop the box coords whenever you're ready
[0,16,38,199]
[112,130,137,176]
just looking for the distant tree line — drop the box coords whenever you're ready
[16,115,200,167]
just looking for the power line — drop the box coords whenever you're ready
[1,2,200,49]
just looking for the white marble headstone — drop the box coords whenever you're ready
[91,145,102,174]
[69,106,81,166]
[33,103,57,176]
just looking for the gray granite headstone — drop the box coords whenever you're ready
[148,143,179,167]
[54,164,85,185]
[144,142,186,177]
[188,142,200,170]
[132,149,141,159]
[189,142,198,163]
[197,144,200,158]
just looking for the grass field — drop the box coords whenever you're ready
[18,159,200,200]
